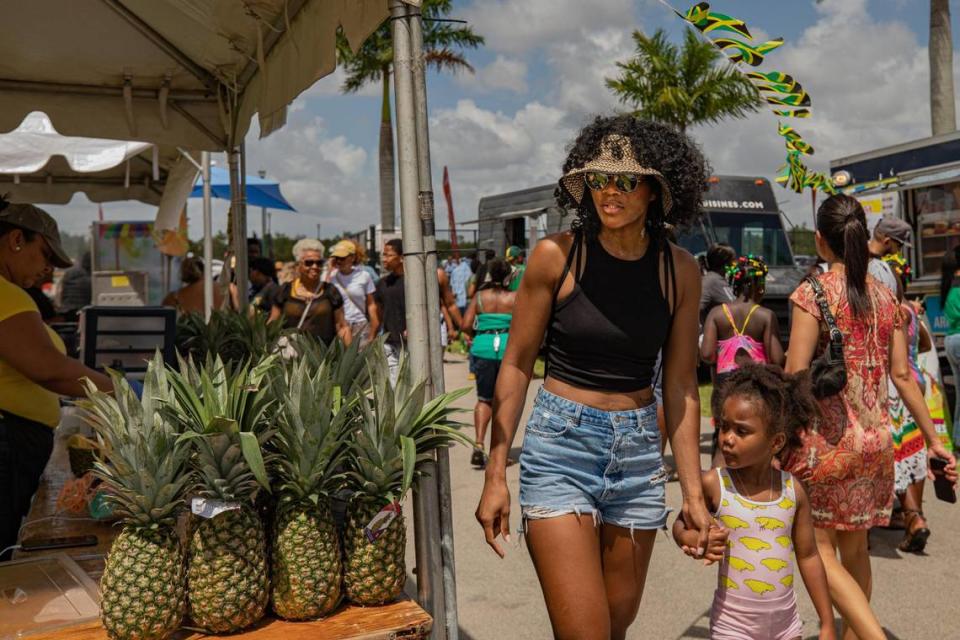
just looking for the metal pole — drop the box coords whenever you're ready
[258,169,269,258]
[238,144,249,308]
[391,1,446,635]
[408,6,459,639]
[228,147,249,310]
[202,151,213,321]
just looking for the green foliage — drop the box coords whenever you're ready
[335,0,485,93]
[347,346,470,504]
[607,28,763,132]
[788,224,816,256]
[79,353,193,529]
[163,355,277,500]
[176,309,285,369]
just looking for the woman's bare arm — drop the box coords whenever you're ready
[335,307,352,346]
[699,307,719,364]
[365,293,380,340]
[662,246,712,554]
[785,304,819,374]
[0,311,112,396]
[462,295,479,339]
[764,309,785,367]
[486,234,569,473]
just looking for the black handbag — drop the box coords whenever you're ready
[805,275,847,399]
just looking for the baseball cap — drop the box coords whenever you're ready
[875,216,912,247]
[330,240,357,258]
[0,201,73,267]
[506,245,523,260]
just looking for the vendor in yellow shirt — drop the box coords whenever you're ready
[0,199,113,559]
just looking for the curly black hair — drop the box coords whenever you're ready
[555,115,710,244]
[711,364,819,458]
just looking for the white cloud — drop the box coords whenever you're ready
[545,27,635,121]
[462,0,635,55]
[457,55,528,93]
[429,99,572,220]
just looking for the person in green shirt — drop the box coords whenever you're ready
[940,245,960,445]
[505,245,526,292]
[462,259,516,468]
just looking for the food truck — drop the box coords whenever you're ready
[829,130,960,335]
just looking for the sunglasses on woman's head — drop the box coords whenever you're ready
[584,172,645,194]
[302,259,322,267]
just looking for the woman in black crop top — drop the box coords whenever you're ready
[476,116,715,638]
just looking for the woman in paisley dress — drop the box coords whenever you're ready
[784,195,956,640]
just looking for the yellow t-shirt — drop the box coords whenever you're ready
[0,276,65,427]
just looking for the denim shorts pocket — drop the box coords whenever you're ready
[525,406,574,438]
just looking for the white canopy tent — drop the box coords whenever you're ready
[1,0,419,300]
[0,3,461,638]
[0,111,198,233]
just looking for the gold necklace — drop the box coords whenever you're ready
[730,467,776,502]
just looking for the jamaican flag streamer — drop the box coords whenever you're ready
[672,1,835,195]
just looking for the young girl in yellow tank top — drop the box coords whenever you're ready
[673,364,836,640]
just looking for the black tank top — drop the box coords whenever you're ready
[546,234,671,392]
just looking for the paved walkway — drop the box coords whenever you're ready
[405,355,958,639]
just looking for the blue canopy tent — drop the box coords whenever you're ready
[191,166,296,211]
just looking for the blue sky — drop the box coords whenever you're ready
[46,0,959,242]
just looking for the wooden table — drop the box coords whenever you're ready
[24,600,433,640]
[14,427,432,639]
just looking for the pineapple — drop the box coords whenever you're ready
[269,359,354,619]
[80,355,193,640]
[164,355,276,633]
[343,350,470,605]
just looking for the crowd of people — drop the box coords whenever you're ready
[3,112,960,638]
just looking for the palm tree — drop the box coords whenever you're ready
[337,0,483,233]
[930,0,956,135]
[606,28,763,134]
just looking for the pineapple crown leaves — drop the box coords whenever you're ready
[272,359,358,506]
[163,353,278,498]
[78,353,193,529]
[346,348,471,502]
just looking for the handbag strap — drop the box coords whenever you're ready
[805,275,843,347]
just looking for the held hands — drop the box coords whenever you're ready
[681,495,715,559]
[476,475,512,558]
[681,523,729,565]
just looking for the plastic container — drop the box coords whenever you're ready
[0,553,100,639]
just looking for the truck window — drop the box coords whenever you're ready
[709,212,793,266]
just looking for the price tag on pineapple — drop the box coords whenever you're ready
[364,501,402,543]
[191,497,241,519]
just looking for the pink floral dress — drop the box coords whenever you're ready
[783,271,900,530]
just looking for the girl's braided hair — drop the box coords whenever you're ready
[555,115,710,247]
[725,254,768,298]
[711,364,819,456]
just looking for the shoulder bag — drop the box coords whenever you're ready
[805,275,847,399]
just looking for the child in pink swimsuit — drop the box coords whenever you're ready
[673,364,836,640]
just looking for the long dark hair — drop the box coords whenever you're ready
[480,258,511,291]
[817,194,871,318]
[940,245,960,305]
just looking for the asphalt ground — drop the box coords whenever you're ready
[404,355,959,639]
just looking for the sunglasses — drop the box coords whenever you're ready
[302,259,323,267]
[584,172,646,194]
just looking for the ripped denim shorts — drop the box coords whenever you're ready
[519,387,668,531]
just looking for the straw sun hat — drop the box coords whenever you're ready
[559,134,674,215]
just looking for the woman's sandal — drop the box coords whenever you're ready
[898,509,931,554]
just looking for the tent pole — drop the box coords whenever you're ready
[229,146,249,310]
[202,151,213,321]
[408,6,459,639]
[390,1,446,636]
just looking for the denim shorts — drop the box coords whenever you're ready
[519,387,668,531]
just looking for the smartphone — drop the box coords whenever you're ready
[20,534,98,552]
[930,457,957,504]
